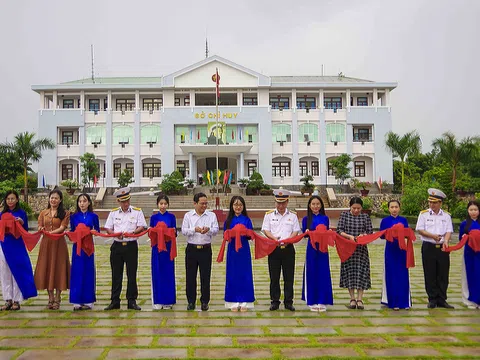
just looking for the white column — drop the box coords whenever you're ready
[385,89,390,107]
[135,90,140,112]
[373,88,378,108]
[292,89,297,110]
[40,91,45,109]
[80,91,85,110]
[189,152,194,180]
[237,89,243,107]
[346,89,351,109]
[189,90,195,107]
[319,89,324,110]
[107,91,112,112]
[239,152,245,179]
[53,91,58,109]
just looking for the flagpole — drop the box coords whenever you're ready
[215,67,219,208]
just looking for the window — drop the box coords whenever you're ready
[143,98,163,110]
[195,126,208,144]
[143,163,161,178]
[298,123,318,143]
[328,162,336,176]
[272,161,291,177]
[355,161,366,177]
[244,126,258,143]
[126,163,134,177]
[177,161,187,178]
[89,99,100,111]
[247,161,257,177]
[311,161,319,176]
[113,125,133,145]
[62,164,73,180]
[270,97,289,109]
[116,99,135,111]
[141,124,161,144]
[63,99,74,109]
[299,161,308,177]
[175,126,189,144]
[324,97,342,110]
[297,97,316,109]
[272,124,292,143]
[86,125,106,145]
[357,97,368,106]
[226,125,237,144]
[243,96,258,106]
[174,98,180,106]
[62,131,73,145]
[104,99,108,110]
[326,123,346,143]
[354,128,372,142]
[184,97,190,106]
[113,163,121,178]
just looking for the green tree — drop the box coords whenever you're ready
[330,154,352,184]
[432,132,480,193]
[117,169,133,188]
[159,171,184,195]
[384,130,422,194]
[80,152,100,188]
[1,132,55,202]
[0,148,24,182]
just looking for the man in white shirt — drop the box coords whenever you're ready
[104,187,147,311]
[181,192,219,311]
[416,188,454,309]
[262,189,301,311]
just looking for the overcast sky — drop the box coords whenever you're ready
[0,0,478,151]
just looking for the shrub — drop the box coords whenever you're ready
[401,180,436,216]
[160,171,184,195]
[451,200,468,220]
[117,169,134,188]
[362,197,373,210]
[381,201,389,214]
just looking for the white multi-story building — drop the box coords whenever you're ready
[32,55,396,188]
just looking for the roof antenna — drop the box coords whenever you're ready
[91,44,95,83]
[205,27,209,58]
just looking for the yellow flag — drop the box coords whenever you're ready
[206,171,211,185]
[217,169,221,185]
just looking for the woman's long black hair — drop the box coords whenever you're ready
[1,190,21,214]
[306,195,326,230]
[75,193,93,213]
[47,189,66,220]
[464,200,480,234]
[225,196,248,229]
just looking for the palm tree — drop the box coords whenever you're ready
[432,132,480,193]
[2,132,55,202]
[385,130,422,194]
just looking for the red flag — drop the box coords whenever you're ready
[212,69,220,99]
[93,175,97,188]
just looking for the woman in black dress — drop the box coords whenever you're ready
[336,197,373,310]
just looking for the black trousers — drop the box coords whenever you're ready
[185,244,212,304]
[110,241,138,303]
[268,245,296,305]
[421,241,450,303]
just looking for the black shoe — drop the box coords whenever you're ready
[427,301,437,309]
[187,303,196,311]
[201,303,209,311]
[437,300,454,309]
[127,301,141,311]
[104,302,120,311]
[284,304,296,311]
[269,303,280,311]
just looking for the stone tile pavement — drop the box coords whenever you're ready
[0,235,479,359]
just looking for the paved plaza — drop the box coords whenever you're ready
[0,235,479,359]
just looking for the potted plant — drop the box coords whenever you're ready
[61,179,79,195]
[351,178,372,196]
[238,178,249,188]
[223,184,232,194]
[362,196,373,214]
[185,178,195,188]
[300,175,315,196]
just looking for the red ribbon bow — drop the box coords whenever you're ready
[217,224,252,262]
[148,222,177,261]
[445,229,480,253]
[65,223,95,257]
[384,223,416,268]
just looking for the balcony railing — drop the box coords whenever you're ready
[353,133,373,142]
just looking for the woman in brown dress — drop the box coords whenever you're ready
[34,189,71,310]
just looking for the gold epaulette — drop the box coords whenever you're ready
[133,207,142,211]
[443,211,451,216]
[112,207,120,211]
[420,209,429,214]
[265,209,275,214]
[289,210,297,214]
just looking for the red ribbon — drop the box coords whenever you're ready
[148,222,177,261]
[65,223,95,257]
[217,224,252,262]
[445,229,480,253]
[91,228,150,238]
[307,224,336,253]
[384,223,416,268]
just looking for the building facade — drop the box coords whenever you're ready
[32,55,397,188]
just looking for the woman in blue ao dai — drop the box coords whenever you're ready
[459,201,480,309]
[70,193,100,311]
[224,196,255,311]
[0,190,37,311]
[380,200,411,310]
[301,196,332,312]
[150,194,177,310]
